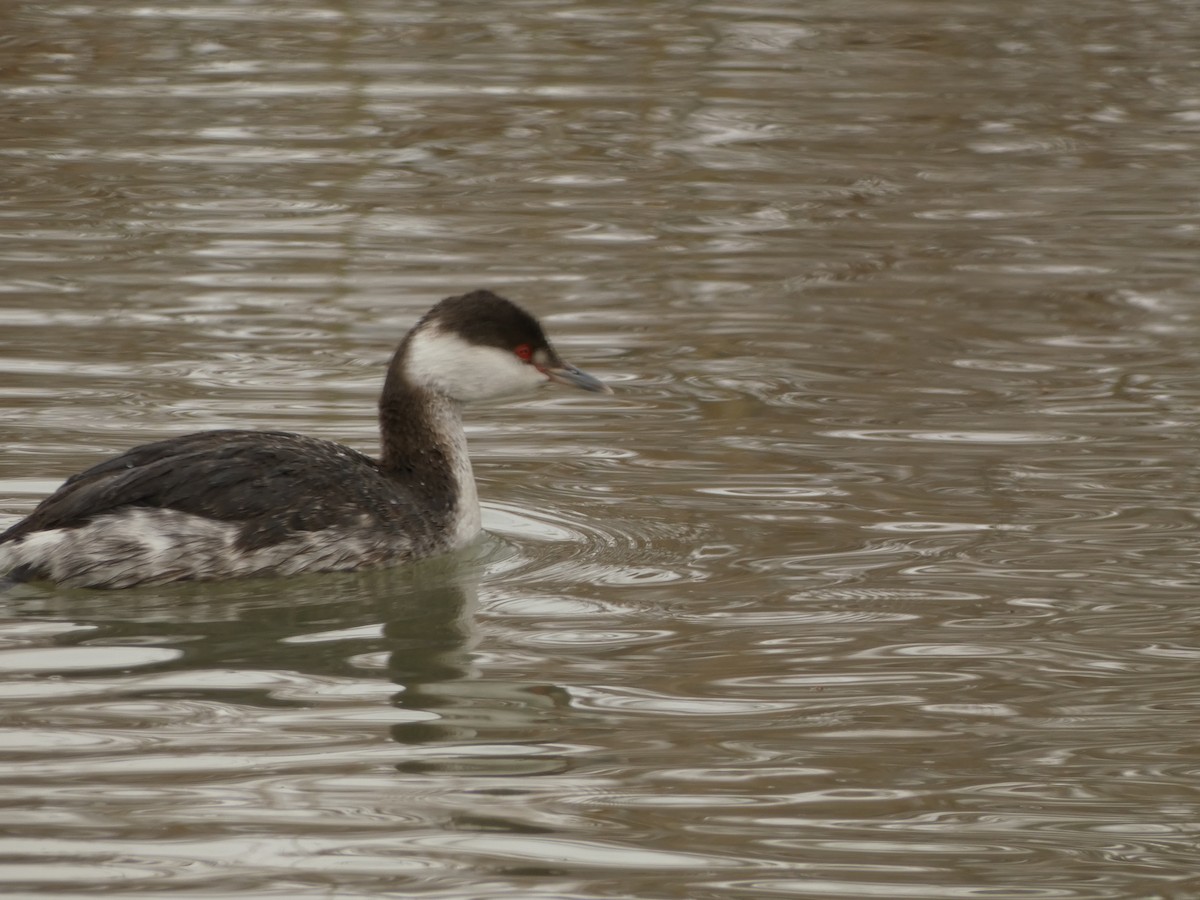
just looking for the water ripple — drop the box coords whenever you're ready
[5,1,1200,897]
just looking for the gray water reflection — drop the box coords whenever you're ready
[4,0,1200,897]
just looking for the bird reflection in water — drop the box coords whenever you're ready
[384,578,573,778]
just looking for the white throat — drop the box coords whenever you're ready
[421,392,481,549]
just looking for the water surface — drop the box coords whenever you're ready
[3,1,1200,897]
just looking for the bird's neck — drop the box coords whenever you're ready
[378,356,480,543]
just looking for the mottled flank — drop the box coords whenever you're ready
[0,508,417,589]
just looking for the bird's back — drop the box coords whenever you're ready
[0,430,441,588]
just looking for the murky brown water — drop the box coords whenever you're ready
[3,1,1200,897]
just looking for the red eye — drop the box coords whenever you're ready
[514,344,533,362]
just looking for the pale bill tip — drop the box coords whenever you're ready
[546,364,612,394]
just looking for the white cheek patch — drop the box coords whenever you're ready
[405,327,547,401]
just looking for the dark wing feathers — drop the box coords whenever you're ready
[1,430,409,550]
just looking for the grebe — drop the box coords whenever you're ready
[0,290,610,589]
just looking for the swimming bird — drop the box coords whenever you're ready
[0,290,610,588]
